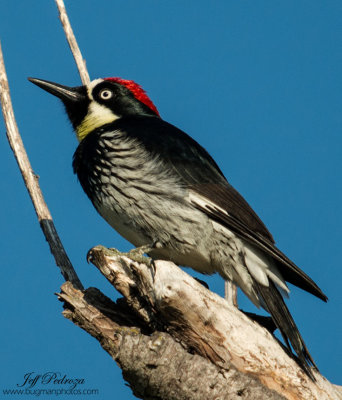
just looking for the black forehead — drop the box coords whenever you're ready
[91,80,132,99]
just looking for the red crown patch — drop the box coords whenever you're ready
[104,77,159,116]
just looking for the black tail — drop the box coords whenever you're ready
[255,281,317,380]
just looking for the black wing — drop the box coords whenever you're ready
[114,115,273,237]
[109,116,327,302]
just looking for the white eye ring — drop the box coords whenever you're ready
[99,89,113,100]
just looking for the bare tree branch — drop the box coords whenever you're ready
[58,287,286,400]
[0,42,83,289]
[58,247,342,400]
[55,0,90,85]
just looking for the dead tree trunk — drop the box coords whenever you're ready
[58,246,342,400]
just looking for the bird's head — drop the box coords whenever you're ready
[28,77,160,141]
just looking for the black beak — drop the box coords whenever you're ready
[28,77,85,103]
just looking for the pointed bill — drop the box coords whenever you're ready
[28,77,84,102]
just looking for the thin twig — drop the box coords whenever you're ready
[0,42,83,290]
[55,0,90,85]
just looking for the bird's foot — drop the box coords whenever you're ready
[108,243,155,267]
[126,244,154,265]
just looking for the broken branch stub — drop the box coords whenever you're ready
[85,245,341,400]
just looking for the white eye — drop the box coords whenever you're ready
[99,89,113,100]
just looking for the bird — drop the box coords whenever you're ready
[28,76,327,378]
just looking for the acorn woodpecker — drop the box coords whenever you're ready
[28,76,327,377]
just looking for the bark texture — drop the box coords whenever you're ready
[58,246,342,400]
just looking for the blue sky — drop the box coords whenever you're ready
[0,1,341,398]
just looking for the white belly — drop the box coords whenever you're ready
[96,202,148,247]
[95,200,213,273]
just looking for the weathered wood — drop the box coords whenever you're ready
[59,282,286,400]
[58,246,341,400]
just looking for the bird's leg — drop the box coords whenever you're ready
[114,241,161,266]
[106,244,152,265]
[128,244,155,257]
[225,280,238,307]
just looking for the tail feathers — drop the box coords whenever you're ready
[255,281,317,380]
